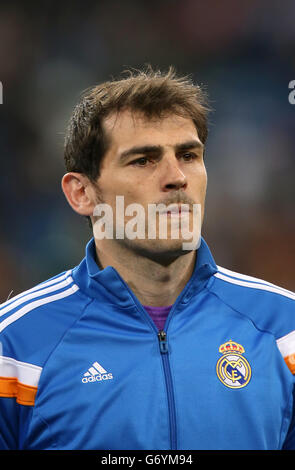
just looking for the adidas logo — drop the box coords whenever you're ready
[82,361,113,383]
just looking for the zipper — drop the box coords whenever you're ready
[158,330,177,450]
[110,261,206,450]
[116,273,193,451]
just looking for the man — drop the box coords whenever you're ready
[0,67,294,450]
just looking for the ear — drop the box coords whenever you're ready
[61,172,96,216]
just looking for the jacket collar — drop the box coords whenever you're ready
[72,237,218,306]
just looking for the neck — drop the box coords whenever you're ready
[94,239,196,307]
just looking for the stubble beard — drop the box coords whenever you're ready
[92,183,202,264]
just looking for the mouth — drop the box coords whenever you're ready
[160,204,191,216]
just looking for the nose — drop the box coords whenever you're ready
[160,155,187,192]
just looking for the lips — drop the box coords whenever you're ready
[160,204,191,216]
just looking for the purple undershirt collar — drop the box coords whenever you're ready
[143,305,172,331]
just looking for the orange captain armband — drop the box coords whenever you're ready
[277,332,295,375]
[0,356,42,406]
[284,353,295,375]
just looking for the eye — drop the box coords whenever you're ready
[131,156,153,166]
[135,157,148,166]
[180,152,197,162]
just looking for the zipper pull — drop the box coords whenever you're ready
[158,330,168,354]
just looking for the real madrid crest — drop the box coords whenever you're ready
[216,340,251,389]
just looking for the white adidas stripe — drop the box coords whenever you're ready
[92,361,107,374]
[214,271,295,301]
[0,284,79,333]
[217,266,295,297]
[0,276,75,317]
[84,361,107,376]
[0,355,42,388]
[0,270,72,310]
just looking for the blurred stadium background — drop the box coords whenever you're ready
[0,0,294,301]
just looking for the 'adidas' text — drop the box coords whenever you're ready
[82,361,113,383]
[82,373,113,383]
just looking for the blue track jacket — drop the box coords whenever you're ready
[0,237,295,450]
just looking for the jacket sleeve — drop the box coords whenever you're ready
[0,350,40,449]
[282,382,295,450]
[0,397,19,449]
[0,396,34,450]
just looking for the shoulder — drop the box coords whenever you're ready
[209,264,295,336]
[0,269,90,366]
[0,269,92,407]
[209,265,295,374]
[212,265,295,301]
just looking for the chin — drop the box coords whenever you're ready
[125,238,196,264]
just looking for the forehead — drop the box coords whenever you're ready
[102,110,200,150]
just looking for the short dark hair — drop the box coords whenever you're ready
[63,66,210,182]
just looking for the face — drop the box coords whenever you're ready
[92,109,207,260]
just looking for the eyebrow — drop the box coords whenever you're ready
[118,139,204,163]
